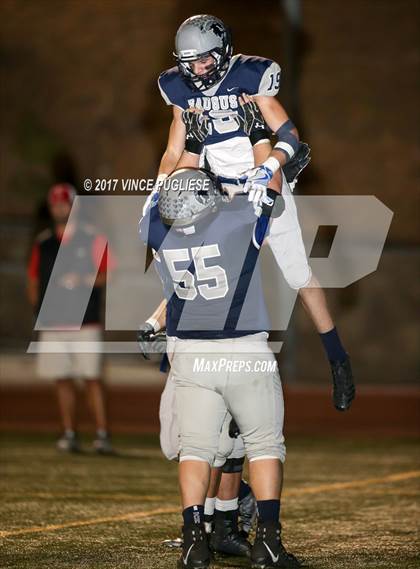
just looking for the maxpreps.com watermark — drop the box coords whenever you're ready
[193,357,278,374]
[83,177,212,193]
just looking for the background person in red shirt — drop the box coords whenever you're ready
[27,183,113,454]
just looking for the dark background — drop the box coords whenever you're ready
[0,0,419,390]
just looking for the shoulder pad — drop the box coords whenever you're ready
[158,66,187,108]
[237,55,281,96]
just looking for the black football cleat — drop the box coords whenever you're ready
[209,511,251,557]
[330,355,355,411]
[251,521,303,568]
[178,523,211,569]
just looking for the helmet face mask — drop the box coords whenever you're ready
[158,169,224,229]
[174,15,233,91]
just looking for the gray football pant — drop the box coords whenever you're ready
[168,333,286,466]
[159,370,245,467]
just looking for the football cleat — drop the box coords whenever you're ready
[331,355,355,411]
[239,490,257,536]
[56,431,80,453]
[251,521,303,568]
[209,511,251,557]
[163,537,183,548]
[203,513,214,535]
[93,433,114,455]
[179,523,211,569]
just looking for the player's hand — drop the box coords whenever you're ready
[137,322,155,360]
[238,93,268,145]
[182,108,210,154]
[142,174,167,217]
[228,418,240,438]
[241,164,275,216]
[283,141,311,190]
[242,164,275,193]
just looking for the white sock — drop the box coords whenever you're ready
[215,497,239,512]
[204,496,216,517]
[204,497,216,533]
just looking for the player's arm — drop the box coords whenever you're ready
[175,107,210,170]
[254,95,299,169]
[146,298,167,332]
[253,142,282,194]
[159,106,203,175]
[142,107,197,216]
[239,94,282,198]
[158,106,192,175]
[242,95,310,195]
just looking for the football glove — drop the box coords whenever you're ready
[142,174,167,217]
[282,141,311,190]
[137,323,167,360]
[238,96,269,146]
[241,163,276,216]
[182,109,210,154]
[229,418,240,438]
[242,163,275,193]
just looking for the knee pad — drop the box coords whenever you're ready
[283,263,312,290]
[222,456,245,473]
[229,434,245,460]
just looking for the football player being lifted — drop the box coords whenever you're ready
[149,14,355,422]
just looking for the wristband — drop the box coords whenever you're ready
[184,138,203,155]
[262,156,280,174]
[146,317,161,333]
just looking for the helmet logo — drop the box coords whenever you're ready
[208,22,224,38]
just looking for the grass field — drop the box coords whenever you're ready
[0,433,419,569]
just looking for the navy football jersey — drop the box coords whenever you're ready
[158,54,281,147]
[139,197,271,339]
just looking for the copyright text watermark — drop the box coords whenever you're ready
[83,177,212,192]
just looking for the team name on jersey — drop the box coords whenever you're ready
[187,94,239,112]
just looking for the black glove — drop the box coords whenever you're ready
[239,98,269,146]
[137,324,167,360]
[229,418,240,439]
[283,141,311,186]
[137,322,154,360]
[182,109,210,155]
